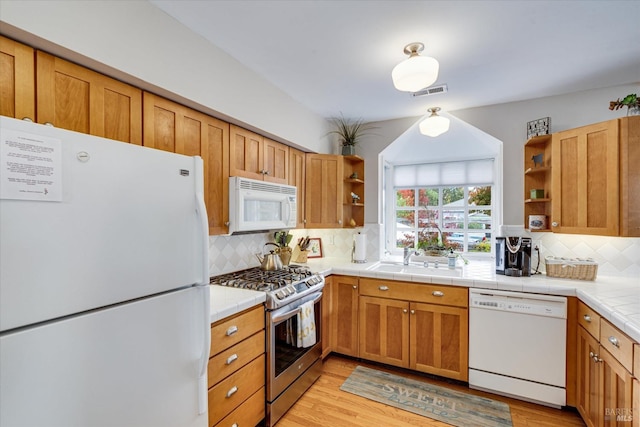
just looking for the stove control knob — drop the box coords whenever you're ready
[275,291,285,299]
[287,286,295,295]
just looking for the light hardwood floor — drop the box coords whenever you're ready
[276,354,586,427]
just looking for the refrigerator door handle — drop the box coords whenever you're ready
[193,156,209,286]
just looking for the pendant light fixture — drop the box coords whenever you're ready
[419,107,450,137]
[392,42,439,92]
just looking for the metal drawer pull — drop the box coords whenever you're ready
[432,291,444,297]
[226,325,238,336]
[226,354,238,365]
[379,285,389,291]
[608,336,619,347]
[583,315,591,322]
[226,386,238,398]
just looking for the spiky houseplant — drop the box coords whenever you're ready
[329,114,375,155]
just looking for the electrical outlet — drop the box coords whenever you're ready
[327,235,334,245]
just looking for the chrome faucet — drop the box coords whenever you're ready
[403,247,417,265]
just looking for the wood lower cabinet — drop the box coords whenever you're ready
[35,51,142,144]
[321,275,332,359]
[208,305,265,427]
[329,275,359,356]
[229,125,288,183]
[576,301,636,427]
[305,153,344,228]
[142,92,230,235]
[0,35,35,121]
[289,147,306,228]
[358,278,468,381]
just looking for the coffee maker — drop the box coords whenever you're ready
[495,236,532,277]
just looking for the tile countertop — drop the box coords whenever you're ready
[303,257,640,343]
[209,285,266,324]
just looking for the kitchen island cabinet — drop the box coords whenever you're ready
[0,35,35,121]
[36,51,142,144]
[358,278,468,381]
[229,125,289,184]
[208,304,265,427]
[142,92,230,235]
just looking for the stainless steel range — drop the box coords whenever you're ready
[210,265,324,426]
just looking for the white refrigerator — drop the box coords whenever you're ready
[0,116,210,427]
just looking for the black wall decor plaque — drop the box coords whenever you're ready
[527,117,551,139]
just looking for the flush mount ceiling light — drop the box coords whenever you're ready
[392,42,439,92]
[419,107,450,137]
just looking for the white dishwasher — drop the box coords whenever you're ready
[468,288,567,408]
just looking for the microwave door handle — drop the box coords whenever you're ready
[284,198,291,224]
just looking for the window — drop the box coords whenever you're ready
[395,186,492,253]
[387,158,495,255]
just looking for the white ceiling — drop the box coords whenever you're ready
[149,0,640,124]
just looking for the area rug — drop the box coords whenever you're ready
[340,366,512,427]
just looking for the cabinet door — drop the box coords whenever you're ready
[577,326,600,427]
[410,302,468,381]
[143,92,230,235]
[305,153,343,228]
[289,147,306,228]
[359,296,409,368]
[633,377,639,427]
[36,51,142,144]
[263,137,288,184]
[619,117,640,237]
[599,347,633,427]
[552,119,619,235]
[0,35,35,121]
[330,275,358,356]
[321,276,332,359]
[229,125,263,181]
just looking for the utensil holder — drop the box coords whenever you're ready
[279,247,292,265]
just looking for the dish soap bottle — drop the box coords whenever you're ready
[448,249,456,269]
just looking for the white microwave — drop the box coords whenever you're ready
[228,176,297,234]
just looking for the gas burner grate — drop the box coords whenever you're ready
[210,265,313,291]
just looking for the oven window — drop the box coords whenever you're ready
[273,300,321,377]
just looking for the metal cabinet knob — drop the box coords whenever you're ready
[226,385,238,398]
[552,221,559,227]
[583,315,591,322]
[410,309,415,315]
[352,285,357,290]
[338,219,342,225]
[21,117,33,122]
[608,336,620,347]
[403,309,407,314]
[225,221,230,226]
[226,353,238,365]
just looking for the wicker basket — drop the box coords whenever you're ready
[545,256,598,281]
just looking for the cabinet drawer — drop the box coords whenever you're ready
[577,301,600,340]
[208,331,265,387]
[208,354,265,426]
[214,386,265,427]
[211,305,264,356]
[635,344,639,377]
[600,319,634,372]
[359,279,467,307]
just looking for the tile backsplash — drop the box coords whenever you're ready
[209,224,640,278]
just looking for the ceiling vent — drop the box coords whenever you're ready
[411,84,448,98]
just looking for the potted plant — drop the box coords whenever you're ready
[329,113,375,155]
[609,93,640,116]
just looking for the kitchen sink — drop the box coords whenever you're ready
[367,262,462,277]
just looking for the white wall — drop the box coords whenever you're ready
[0,0,332,153]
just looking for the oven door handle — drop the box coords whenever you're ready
[271,293,322,324]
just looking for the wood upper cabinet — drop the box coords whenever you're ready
[305,153,344,228]
[143,92,230,235]
[35,51,142,144]
[289,147,306,228]
[551,119,619,236]
[619,117,640,237]
[0,35,35,121]
[229,125,288,183]
[330,275,359,357]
